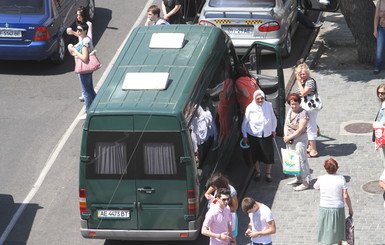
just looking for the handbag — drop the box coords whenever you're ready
[281,148,300,175]
[300,79,323,111]
[74,52,102,74]
[345,216,354,245]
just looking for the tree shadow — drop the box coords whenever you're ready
[312,12,375,82]
[0,194,42,245]
[0,7,112,76]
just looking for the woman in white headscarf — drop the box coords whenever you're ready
[241,90,277,182]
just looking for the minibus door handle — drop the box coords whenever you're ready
[137,187,155,194]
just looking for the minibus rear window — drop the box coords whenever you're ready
[144,143,177,175]
[85,131,186,180]
[94,142,128,175]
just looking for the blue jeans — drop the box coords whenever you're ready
[79,73,96,112]
[375,27,385,71]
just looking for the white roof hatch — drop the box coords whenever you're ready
[122,72,170,90]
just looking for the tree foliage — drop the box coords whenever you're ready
[339,0,376,64]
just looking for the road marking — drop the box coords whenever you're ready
[0,1,154,243]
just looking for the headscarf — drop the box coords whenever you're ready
[247,90,265,112]
[241,89,277,137]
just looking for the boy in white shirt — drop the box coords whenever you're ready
[145,5,169,26]
[242,197,276,245]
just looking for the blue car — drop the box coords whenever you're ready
[0,0,95,64]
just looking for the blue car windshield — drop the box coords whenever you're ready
[209,0,275,8]
[0,0,45,15]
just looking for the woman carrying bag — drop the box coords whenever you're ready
[68,23,98,120]
[375,84,385,166]
[295,63,320,157]
[314,158,353,245]
[283,93,311,191]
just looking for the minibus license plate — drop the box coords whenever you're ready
[97,210,130,219]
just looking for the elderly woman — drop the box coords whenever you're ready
[314,158,353,245]
[241,90,277,182]
[296,63,319,157]
[284,93,311,191]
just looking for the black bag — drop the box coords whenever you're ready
[373,110,380,142]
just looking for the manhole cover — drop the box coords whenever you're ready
[344,122,372,134]
[362,180,383,194]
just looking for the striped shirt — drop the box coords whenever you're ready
[296,78,316,97]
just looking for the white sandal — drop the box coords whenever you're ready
[294,184,309,191]
[287,178,302,185]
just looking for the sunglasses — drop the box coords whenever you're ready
[378,92,385,96]
[220,198,230,202]
[76,28,84,32]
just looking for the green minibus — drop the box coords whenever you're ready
[79,25,285,241]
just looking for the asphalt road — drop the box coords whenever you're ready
[0,1,317,244]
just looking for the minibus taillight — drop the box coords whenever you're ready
[258,21,280,32]
[79,189,87,213]
[187,190,196,215]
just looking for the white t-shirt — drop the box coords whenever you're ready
[190,106,217,152]
[314,174,347,208]
[249,204,274,244]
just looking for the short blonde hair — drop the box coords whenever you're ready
[295,63,310,75]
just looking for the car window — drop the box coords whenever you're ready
[0,0,45,15]
[209,0,275,8]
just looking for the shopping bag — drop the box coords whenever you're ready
[373,122,385,149]
[281,148,300,175]
[345,216,354,245]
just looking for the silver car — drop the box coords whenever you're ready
[198,0,299,57]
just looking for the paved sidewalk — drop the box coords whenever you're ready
[237,12,385,245]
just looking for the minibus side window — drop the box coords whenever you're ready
[94,142,128,175]
[144,143,177,175]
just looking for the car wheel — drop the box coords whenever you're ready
[87,0,95,21]
[51,36,65,64]
[281,29,292,58]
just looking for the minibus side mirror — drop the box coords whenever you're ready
[180,157,191,165]
[80,156,91,162]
